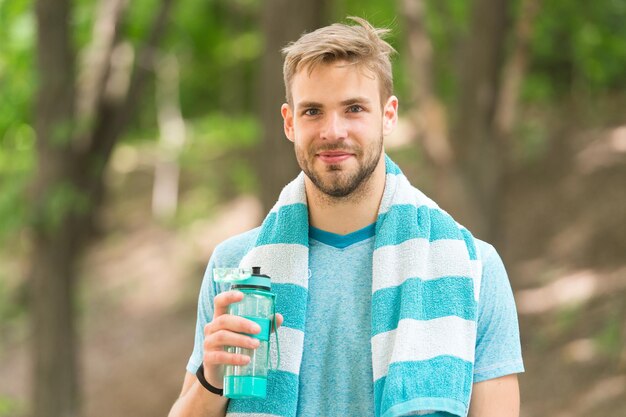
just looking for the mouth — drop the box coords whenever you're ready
[316,151,354,164]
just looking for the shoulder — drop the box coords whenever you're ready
[472,239,524,381]
[472,239,519,326]
[211,226,262,267]
[474,239,499,264]
[473,238,509,293]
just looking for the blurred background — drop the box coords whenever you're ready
[1,0,625,416]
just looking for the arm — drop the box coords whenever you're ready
[168,291,254,417]
[168,290,249,417]
[468,374,520,417]
[470,242,524,416]
[169,291,284,417]
[168,372,228,417]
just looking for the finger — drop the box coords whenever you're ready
[271,313,284,332]
[207,314,261,336]
[204,350,250,367]
[213,290,244,318]
[205,330,261,351]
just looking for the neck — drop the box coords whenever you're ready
[306,156,386,235]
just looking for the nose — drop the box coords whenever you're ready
[320,112,348,141]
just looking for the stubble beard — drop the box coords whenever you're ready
[296,136,383,202]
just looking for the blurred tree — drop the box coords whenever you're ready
[257,0,330,212]
[0,0,37,245]
[0,1,624,412]
[32,0,173,416]
[451,0,511,241]
[399,0,463,219]
[400,0,541,242]
[152,53,186,219]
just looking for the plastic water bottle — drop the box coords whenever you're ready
[221,266,277,399]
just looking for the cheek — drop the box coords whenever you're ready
[353,120,372,135]
[350,118,379,141]
[293,123,317,145]
[293,133,314,156]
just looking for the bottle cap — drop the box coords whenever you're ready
[213,267,271,290]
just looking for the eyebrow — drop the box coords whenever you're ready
[296,97,372,110]
[340,97,372,106]
[296,101,324,110]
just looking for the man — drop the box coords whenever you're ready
[169,17,523,417]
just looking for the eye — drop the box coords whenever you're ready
[304,108,321,116]
[348,105,363,113]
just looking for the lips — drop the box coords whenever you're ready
[316,151,354,164]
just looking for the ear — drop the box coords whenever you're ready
[281,103,295,142]
[382,95,399,136]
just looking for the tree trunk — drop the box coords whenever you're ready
[31,0,174,415]
[494,0,541,145]
[33,0,79,414]
[492,0,542,246]
[257,0,329,212]
[451,0,510,240]
[217,0,248,113]
[399,0,471,219]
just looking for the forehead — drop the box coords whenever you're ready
[291,61,380,105]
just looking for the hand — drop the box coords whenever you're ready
[202,290,284,388]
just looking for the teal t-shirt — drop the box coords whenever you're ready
[186,225,524,416]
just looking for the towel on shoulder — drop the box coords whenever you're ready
[226,155,482,417]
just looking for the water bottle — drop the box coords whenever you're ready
[216,266,277,399]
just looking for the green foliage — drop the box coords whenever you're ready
[341,0,400,27]
[420,1,470,105]
[555,304,583,335]
[594,313,623,358]
[527,0,626,99]
[338,2,409,102]
[0,123,34,244]
[0,274,24,325]
[190,112,259,152]
[0,0,35,131]
[167,0,262,118]
[573,12,626,88]
[125,0,163,43]
[229,158,256,194]
[50,119,76,147]
[169,112,260,228]
[0,173,30,243]
[214,31,263,66]
[0,395,22,417]
[173,184,219,228]
[0,0,35,244]
[1,0,625,243]
[514,116,550,164]
[35,182,91,233]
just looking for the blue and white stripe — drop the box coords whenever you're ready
[226,155,481,417]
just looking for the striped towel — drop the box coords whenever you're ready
[226,155,482,417]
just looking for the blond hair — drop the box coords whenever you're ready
[282,17,396,106]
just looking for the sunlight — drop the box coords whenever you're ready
[110,144,139,174]
[610,126,626,152]
[576,125,626,173]
[516,270,597,314]
[562,338,596,363]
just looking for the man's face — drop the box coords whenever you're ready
[281,61,398,198]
